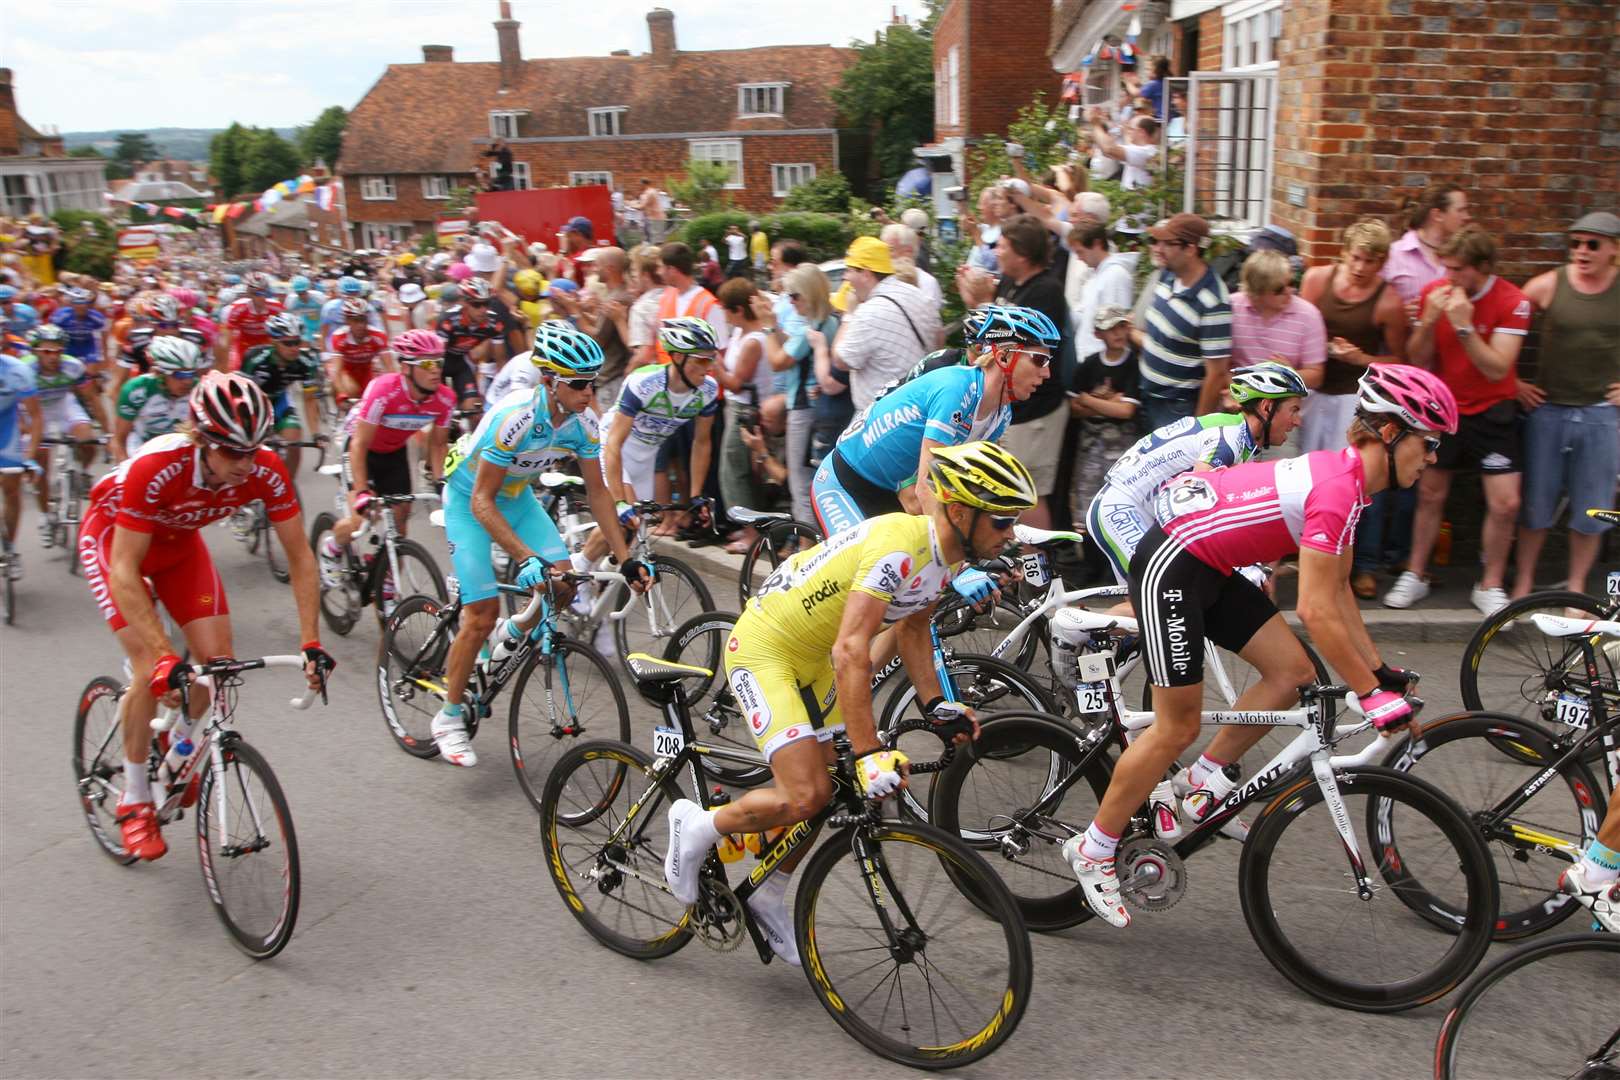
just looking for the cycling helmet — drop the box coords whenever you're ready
[531,320,604,378]
[392,328,446,361]
[340,297,370,319]
[64,286,95,305]
[513,269,543,298]
[149,335,204,375]
[171,287,201,310]
[459,277,492,302]
[1356,363,1459,435]
[242,272,272,295]
[224,273,242,287]
[0,285,16,301]
[965,305,1061,348]
[146,294,181,323]
[336,275,364,296]
[265,313,303,340]
[1229,362,1309,405]
[190,371,272,451]
[658,316,720,355]
[436,283,461,305]
[927,441,1038,514]
[290,275,312,293]
[29,325,68,349]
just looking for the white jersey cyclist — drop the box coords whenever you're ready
[484,349,541,406]
[600,319,721,498]
[115,337,208,460]
[24,329,92,434]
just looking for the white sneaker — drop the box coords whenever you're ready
[1559,863,1620,933]
[570,580,596,616]
[37,517,55,549]
[663,798,715,905]
[1060,836,1131,928]
[4,551,20,581]
[746,884,801,966]
[1175,765,1249,841]
[318,536,346,589]
[1470,584,1510,618]
[430,709,478,767]
[1382,571,1430,609]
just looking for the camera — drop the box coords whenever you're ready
[944,185,968,203]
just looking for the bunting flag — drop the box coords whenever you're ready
[213,204,229,224]
[314,183,337,212]
[228,202,249,219]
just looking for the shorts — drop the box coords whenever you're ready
[998,405,1067,497]
[1086,484,1151,585]
[724,615,842,761]
[1129,525,1276,688]
[341,435,413,497]
[606,437,661,500]
[340,361,378,396]
[271,391,303,433]
[444,354,480,403]
[1520,403,1620,533]
[810,449,903,537]
[442,486,568,603]
[1435,399,1521,474]
[40,394,91,437]
[0,406,24,468]
[78,511,229,631]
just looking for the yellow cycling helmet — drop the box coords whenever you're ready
[513,268,544,298]
[928,441,1038,513]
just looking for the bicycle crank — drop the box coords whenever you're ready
[1117,838,1187,913]
[692,878,746,953]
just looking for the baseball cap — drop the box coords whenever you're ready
[466,243,500,273]
[398,283,426,303]
[845,235,895,275]
[547,279,580,298]
[1149,213,1211,247]
[564,215,594,239]
[1569,211,1620,238]
[1094,304,1132,330]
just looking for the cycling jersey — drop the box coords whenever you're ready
[485,351,540,406]
[346,372,455,455]
[324,326,390,392]
[116,373,190,453]
[285,290,327,341]
[49,306,108,362]
[604,363,720,448]
[434,307,503,361]
[0,302,40,337]
[241,343,321,399]
[444,386,600,502]
[223,297,285,361]
[120,326,210,373]
[833,364,1009,489]
[0,354,37,467]
[25,353,91,434]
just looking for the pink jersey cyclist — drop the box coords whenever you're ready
[346,370,456,455]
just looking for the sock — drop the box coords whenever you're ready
[1582,840,1620,883]
[570,551,592,574]
[1188,753,1228,787]
[686,807,721,852]
[121,760,151,807]
[1078,821,1119,862]
[440,702,464,720]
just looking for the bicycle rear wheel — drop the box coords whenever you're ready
[310,512,360,637]
[373,538,448,621]
[196,738,300,960]
[508,637,631,812]
[736,519,820,608]
[265,517,290,583]
[377,594,455,758]
[660,611,770,788]
[795,821,1033,1069]
[613,554,714,668]
[1459,589,1612,721]
[72,675,136,864]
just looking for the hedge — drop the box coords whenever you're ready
[679,210,862,264]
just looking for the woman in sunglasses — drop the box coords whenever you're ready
[113,336,206,463]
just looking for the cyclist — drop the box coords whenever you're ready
[0,348,41,579]
[323,298,393,404]
[1086,361,1310,583]
[432,321,651,767]
[0,284,41,338]
[49,286,109,375]
[434,276,503,410]
[664,441,1037,964]
[79,371,331,860]
[318,328,455,587]
[114,337,204,463]
[318,275,376,348]
[484,346,542,407]
[241,313,322,477]
[24,325,107,538]
[285,275,327,344]
[220,272,285,371]
[1063,364,1457,929]
[119,295,210,390]
[810,305,1058,535]
[1559,797,1620,932]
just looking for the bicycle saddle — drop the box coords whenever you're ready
[624,652,713,685]
[1529,613,1620,639]
[1013,524,1085,547]
[728,506,793,527]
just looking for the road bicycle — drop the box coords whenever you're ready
[538,651,1033,1069]
[377,579,629,810]
[225,437,326,583]
[309,483,446,634]
[727,505,821,608]
[0,461,39,625]
[71,654,328,958]
[928,604,1497,1012]
[35,434,107,575]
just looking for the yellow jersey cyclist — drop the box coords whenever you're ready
[663,441,1038,965]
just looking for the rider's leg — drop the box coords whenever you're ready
[444,596,500,710]
[280,422,304,478]
[0,473,19,544]
[31,441,50,513]
[70,422,97,469]
[1190,612,1315,767]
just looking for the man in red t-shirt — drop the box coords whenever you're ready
[1384,226,1530,616]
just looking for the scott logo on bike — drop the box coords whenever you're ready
[800,579,841,615]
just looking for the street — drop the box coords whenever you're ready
[0,464,1592,1079]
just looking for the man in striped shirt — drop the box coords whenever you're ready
[1137,214,1233,431]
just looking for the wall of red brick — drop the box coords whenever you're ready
[346,173,473,228]
[933,0,967,141]
[965,0,1062,140]
[1196,10,1224,72]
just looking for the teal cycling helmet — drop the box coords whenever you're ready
[530,319,603,378]
[290,275,312,292]
[965,304,1060,348]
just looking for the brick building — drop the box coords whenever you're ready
[0,67,107,217]
[931,0,1067,148]
[339,3,856,247]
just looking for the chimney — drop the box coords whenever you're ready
[647,8,676,64]
[495,1,523,89]
[0,68,15,115]
[422,45,454,63]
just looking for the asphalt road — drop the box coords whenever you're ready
[0,463,1604,1079]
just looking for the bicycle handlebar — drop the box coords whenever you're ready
[40,435,109,447]
[155,655,326,721]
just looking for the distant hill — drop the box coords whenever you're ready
[62,127,298,162]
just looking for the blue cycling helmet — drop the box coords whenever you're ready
[530,320,604,378]
[337,275,363,296]
[290,275,312,292]
[224,273,241,286]
[0,285,16,301]
[965,304,1061,348]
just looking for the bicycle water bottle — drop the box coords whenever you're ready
[1149,780,1183,840]
[163,714,194,773]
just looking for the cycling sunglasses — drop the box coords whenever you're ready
[165,369,200,381]
[1423,435,1442,454]
[989,514,1019,530]
[405,358,443,370]
[1008,348,1054,368]
[557,376,597,391]
[205,441,256,460]
[154,320,180,330]
[462,299,488,307]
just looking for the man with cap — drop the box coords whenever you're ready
[1512,210,1620,601]
[1137,212,1233,431]
[558,217,595,287]
[397,282,436,330]
[830,236,942,411]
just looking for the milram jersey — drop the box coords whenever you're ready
[605,363,720,448]
[117,373,190,442]
[1100,412,1258,507]
[742,512,959,664]
[835,365,1009,489]
[445,386,600,501]
[25,353,89,405]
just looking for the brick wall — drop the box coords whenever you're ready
[934,0,967,140]
[347,173,474,229]
[1196,9,1224,72]
[965,0,1063,140]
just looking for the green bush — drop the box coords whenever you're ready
[778,173,852,215]
[681,210,859,264]
[679,211,752,256]
[51,210,118,280]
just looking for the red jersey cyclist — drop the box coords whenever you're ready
[323,298,394,403]
[79,371,334,861]
[220,272,285,371]
[1064,364,1459,928]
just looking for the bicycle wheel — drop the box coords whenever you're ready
[539,740,695,960]
[372,537,448,622]
[509,637,632,812]
[1435,933,1620,1080]
[736,519,820,608]
[613,554,714,667]
[377,594,455,759]
[244,504,264,555]
[929,711,1112,931]
[795,821,1033,1069]
[1380,711,1605,939]
[660,610,771,788]
[72,675,136,865]
[196,738,300,960]
[265,518,290,583]
[932,593,1044,670]
[310,512,360,637]
[1239,765,1497,1012]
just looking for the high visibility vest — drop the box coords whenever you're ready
[653,285,720,365]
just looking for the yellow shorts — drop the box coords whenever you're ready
[723,616,843,761]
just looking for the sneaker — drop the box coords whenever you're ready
[1382,571,1430,610]
[1060,836,1130,928]
[1559,864,1620,933]
[430,709,478,767]
[318,536,346,589]
[1174,765,1249,842]
[1470,584,1510,618]
[116,801,167,861]
[570,580,596,616]
[38,516,55,549]
[664,798,714,906]
[745,886,801,966]
[4,551,20,582]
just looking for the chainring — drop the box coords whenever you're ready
[1117,838,1187,913]
[692,877,746,952]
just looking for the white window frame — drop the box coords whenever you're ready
[771,163,816,198]
[587,107,626,137]
[510,162,531,190]
[421,175,452,200]
[489,111,522,139]
[1222,0,1283,71]
[946,47,961,127]
[1179,69,1278,232]
[359,222,409,248]
[569,171,613,188]
[737,83,788,118]
[688,139,744,189]
[359,176,396,201]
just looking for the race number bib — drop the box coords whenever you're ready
[1607,570,1619,598]
[1076,683,1109,713]
[1554,693,1591,730]
[1159,475,1219,521]
[653,726,685,758]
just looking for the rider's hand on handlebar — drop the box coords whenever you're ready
[621,557,654,595]
[149,653,191,703]
[615,500,639,529]
[951,567,1001,613]
[301,641,336,695]
[1355,686,1420,738]
[855,748,910,799]
[1373,662,1420,693]
[924,698,979,745]
[514,555,548,590]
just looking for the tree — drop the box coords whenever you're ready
[830,22,935,194]
[69,144,128,180]
[240,127,303,193]
[209,123,248,198]
[297,106,348,169]
[114,132,158,165]
[779,172,853,214]
[667,160,734,216]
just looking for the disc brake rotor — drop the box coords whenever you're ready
[1117,837,1187,913]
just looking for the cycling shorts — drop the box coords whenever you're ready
[340,434,413,497]
[810,449,904,538]
[724,611,843,761]
[78,509,228,631]
[1128,525,1275,689]
[442,486,568,603]
[270,391,303,433]
[39,394,91,438]
[604,437,660,501]
[1086,484,1151,585]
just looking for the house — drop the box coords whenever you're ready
[226,183,347,260]
[339,3,856,247]
[0,67,107,217]
[132,159,212,192]
[929,0,1066,172]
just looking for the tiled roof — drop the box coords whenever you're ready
[341,45,854,176]
[236,198,309,236]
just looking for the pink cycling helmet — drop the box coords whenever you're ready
[392,328,446,360]
[1356,363,1459,435]
[446,262,474,282]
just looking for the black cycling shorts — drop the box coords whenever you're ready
[830,447,905,519]
[342,438,413,497]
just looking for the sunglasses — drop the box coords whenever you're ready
[989,515,1019,530]
[558,376,597,391]
[155,320,180,330]
[166,370,200,381]
[1570,238,1607,252]
[1008,348,1053,368]
[406,358,443,370]
[679,353,718,364]
[463,299,487,307]
[1423,435,1442,454]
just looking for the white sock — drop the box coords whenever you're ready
[1078,821,1119,862]
[1188,753,1227,787]
[686,807,721,852]
[122,760,151,806]
[570,550,592,574]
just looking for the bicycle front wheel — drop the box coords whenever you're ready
[373,538,448,622]
[660,610,770,788]
[310,511,360,637]
[796,821,1033,1070]
[1240,765,1497,1012]
[196,738,300,960]
[1460,589,1613,721]
[72,675,135,864]
[613,554,714,666]
[508,637,631,812]
[736,519,820,608]
[265,517,290,583]
[377,594,455,758]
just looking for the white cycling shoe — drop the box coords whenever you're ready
[1172,765,1249,842]
[317,536,346,589]
[746,883,801,966]
[1061,836,1131,929]
[430,709,478,767]
[1560,864,1620,933]
[664,799,716,906]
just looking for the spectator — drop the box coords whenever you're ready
[557,217,594,286]
[1060,191,1114,315]
[1385,226,1531,615]
[716,277,778,551]
[830,236,941,411]
[881,223,942,309]
[1230,250,1328,398]
[748,220,769,280]
[723,224,750,281]
[651,242,727,365]
[1166,88,1189,144]
[1069,220,1137,360]
[483,139,514,190]
[578,246,634,408]
[1384,184,1472,318]
[900,207,932,272]
[1090,113,1160,190]
[1137,213,1233,430]
[1140,57,1172,120]
[964,185,1012,273]
[638,179,668,243]
[622,243,664,397]
[1512,210,1620,600]
[1069,304,1141,581]
[758,262,836,527]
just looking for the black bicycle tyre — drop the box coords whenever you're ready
[266,517,290,583]
[310,511,360,637]
[72,675,136,865]
[377,594,457,759]
[613,553,715,667]
[660,610,771,788]
[1239,765,1497,1012]
[736,518,821,609]
[932,593,1044,671]
[196,738,301,960]
[508,637,632,813]
[369,537,449,624]
[794,820,1033,1070]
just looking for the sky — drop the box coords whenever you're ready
[2,0,933,134]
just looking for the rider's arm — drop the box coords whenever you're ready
[426,423,448,483]
[901,437,947,516]
[20,397,42,458]
[108,526,171,658]
[601,410,635,505]
[830,591,894,756]
[687,414,715,503]
[470,459,537,564]
[75,381,109,433]
[1295,547,1378,697]
[581,455,633,566]
[346,420,378,515]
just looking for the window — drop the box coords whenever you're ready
[359,176,396,201]
[689,139,744,189]
[510,162,531,190]
[771,163,816,198]
[1222,0,1283,70]
[570,171,613,188]
[737,83,787,117]
[587,107,625,136]
[946,47,961,127]
[421,175,452,199]
[489,111,522,138]
[359,223,410,248]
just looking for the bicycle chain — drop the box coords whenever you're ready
[692,877,746,952]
